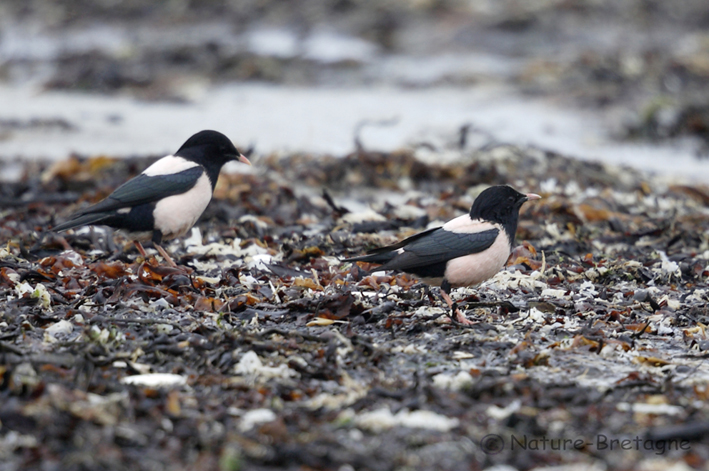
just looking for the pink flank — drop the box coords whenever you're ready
[444,228,511,287]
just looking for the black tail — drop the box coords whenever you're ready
[344,250,397,265]
[53,212,113,232]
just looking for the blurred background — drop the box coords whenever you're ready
[1,0,709,181]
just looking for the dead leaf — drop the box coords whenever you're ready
[634,356,671,367]
[90,261,128,279]
[293,277,322,291]
[306,317,336,327]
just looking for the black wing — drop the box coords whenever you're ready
[76,166,204,215]
[345,226,441,264]
[378,227,499,272]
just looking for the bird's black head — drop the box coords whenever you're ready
[175,130,251,187]
[469,185,539,241]
[176,130,250,168]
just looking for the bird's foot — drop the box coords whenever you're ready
[132,240,155,265]
[137,261,193,286]
[440,291,476,326]
[133,242,192,274]
[452,307,476,325]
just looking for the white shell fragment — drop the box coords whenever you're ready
[15,282,52,310]
[59,250,84,267]
[238,408,278,432]
[355,407,459,433]
[432,371,475,391]
[487,400,522,420]
[247,253,274,270]
[616,402,685,416]
[45,320,73,337]
[234,350,298,380]
[339,208,386,224]
[121,374,188,388]
[541,288,569,298]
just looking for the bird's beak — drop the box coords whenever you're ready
[238,153,252,166]
[525,193,541,201]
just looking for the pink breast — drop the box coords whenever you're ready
[444,231,511,287]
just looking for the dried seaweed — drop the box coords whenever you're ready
[2,145,709,470]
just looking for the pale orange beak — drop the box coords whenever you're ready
[525,193,541,201]
[238,153,252,166]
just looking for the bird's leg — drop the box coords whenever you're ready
[151,230,178,268]
[155,244,178,269]
[440,280,475,325]
[133,241,148,258]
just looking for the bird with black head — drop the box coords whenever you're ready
[54,130,251,267]
[346,185,540,324]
